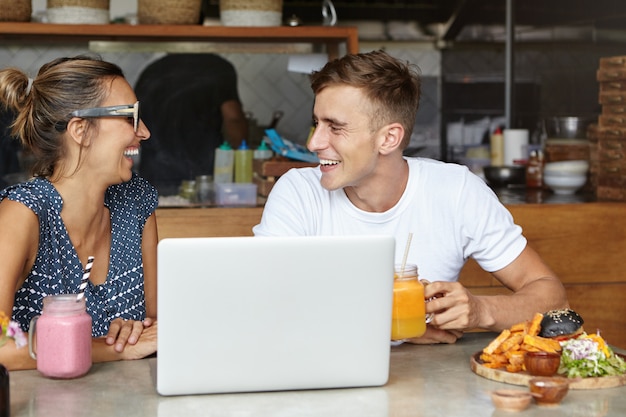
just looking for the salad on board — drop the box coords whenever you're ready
[559,332,626,378]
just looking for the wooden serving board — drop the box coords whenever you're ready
[470,352,626,390]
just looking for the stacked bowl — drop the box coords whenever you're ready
[543,160,589,195]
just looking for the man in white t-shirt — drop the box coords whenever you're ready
[253,50,568,344]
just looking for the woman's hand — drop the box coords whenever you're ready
[105,317,155,353]
[118,322,157,360]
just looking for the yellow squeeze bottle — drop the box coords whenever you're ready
[234,139,253,183]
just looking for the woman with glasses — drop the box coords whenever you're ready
[0,55,158,370]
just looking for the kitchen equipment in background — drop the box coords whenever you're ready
[265,129,318,163]
[138,0,202,24]
[322,0,337,26]
[545,116,594,140]
[195,175,215,205]
[458,144,490,179]
[543,160,589,195]
[0,0,31,21]
[503,129,529,166]
[253,140,273,161]
[544,173,587,195]
[544,138,590,163]
[253,156,318,197]
[483,166,526,188]
[215,182,257,206]
[47,0,110,24]
[490,127,504,166]
[219,0,282,26]
[213,141,235,183]
[246,110,283,148]
[234,140,253,183]
[543,116,593,168]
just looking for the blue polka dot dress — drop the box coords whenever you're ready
[0,173,158,337]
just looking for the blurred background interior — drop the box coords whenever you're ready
[1,0,625,191]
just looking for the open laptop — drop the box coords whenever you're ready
[156,235,395,396]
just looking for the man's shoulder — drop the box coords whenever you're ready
[407,157,472,179]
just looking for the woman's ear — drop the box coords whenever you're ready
[379,122,405,155]
[66,117,90,147]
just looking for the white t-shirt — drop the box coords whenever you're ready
[253,157,527,283]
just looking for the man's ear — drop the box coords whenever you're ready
[66,117,90,147]
[379,122,405,155]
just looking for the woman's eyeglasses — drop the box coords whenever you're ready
[56,101,141,132]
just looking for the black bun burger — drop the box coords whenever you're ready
[538,308,585,340]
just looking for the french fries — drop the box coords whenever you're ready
[480,312,562,373]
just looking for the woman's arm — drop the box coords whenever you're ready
[142,212,158,319]
[1,325,158,371]
[104,212,159,352]
[0,199,40,370]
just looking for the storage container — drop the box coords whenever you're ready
[47,0,109,24]
[219,0,283,26]
[138,0,202,25]
[216,183,257,206]
[0,0,31,22]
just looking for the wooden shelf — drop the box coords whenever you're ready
[0,22,359,59]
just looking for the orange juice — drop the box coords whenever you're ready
[391,266,427,340]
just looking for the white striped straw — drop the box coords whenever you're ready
[76,256,94,302]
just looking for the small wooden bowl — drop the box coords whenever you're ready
[490,389,533,412]
[529,377,569,406]
[524,351,561,376]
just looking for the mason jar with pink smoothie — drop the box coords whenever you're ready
[28,294,92,379]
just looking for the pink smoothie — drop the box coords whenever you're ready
[33,295,92,379]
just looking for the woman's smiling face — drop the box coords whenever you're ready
[308,84,384,192]
[85,77,150,184]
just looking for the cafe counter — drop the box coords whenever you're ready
[8,332,626,417]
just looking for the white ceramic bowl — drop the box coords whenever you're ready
[544,160,589,176]
[544,173,587,195]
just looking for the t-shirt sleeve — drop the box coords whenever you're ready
[457,170,527,272]
[107,173,158,227]
[0,181,46,216]
[130,174,159,224]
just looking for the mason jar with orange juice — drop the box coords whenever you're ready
[391,264,430,341]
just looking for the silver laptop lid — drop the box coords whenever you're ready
[157,235,395,396]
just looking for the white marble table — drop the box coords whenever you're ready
[8,332,626,417]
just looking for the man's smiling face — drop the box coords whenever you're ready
[308,85,382,192]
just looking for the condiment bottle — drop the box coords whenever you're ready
[253,139,273,161]
[28,294,92,379]
[526,149,544,188]
[213,141,234,183]
[195,175,214,206]
[490,127,504,166]
[234,139,253,183]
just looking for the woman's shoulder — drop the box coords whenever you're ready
[0,177,59,213]
[106,173,158,214]
[108,173,157,197]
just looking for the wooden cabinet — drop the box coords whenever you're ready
[0,22,358,59]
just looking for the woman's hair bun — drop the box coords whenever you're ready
[538,308,584,338]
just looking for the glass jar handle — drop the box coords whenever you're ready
[28,315,39,360]
[420,279,435,324]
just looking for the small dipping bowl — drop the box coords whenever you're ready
[529,377,570,406]
[490,389,533,412]
[524,351,561,376]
